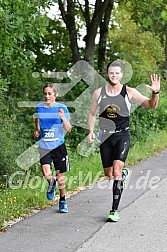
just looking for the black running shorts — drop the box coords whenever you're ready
[99,131,130,168]
[39,143,70,173]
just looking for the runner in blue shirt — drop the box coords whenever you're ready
[34,83,72,213]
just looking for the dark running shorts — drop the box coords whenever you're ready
[99,131,130,168]
[39,143,70,173]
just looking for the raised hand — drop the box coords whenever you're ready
[149,73,160,93]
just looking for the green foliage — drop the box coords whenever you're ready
[108,12,164,75]
[153,94,167,130]
[130,107,159,145]
[126,130,167,165]
[106,6,166,146]
[0,0,50,83]
[27,18,72,72]
[124,0,167,33]
[0,1,54,185]
[0,93,34,181]
[130,91,167,146]
[120,0,167,74]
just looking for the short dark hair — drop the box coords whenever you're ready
[107,61,123,73]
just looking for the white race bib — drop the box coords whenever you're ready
[42,129,59,141]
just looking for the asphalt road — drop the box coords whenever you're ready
[1,149,167,252]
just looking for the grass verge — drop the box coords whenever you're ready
[0,130,167,231]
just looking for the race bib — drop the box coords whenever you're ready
[42,128,59,141]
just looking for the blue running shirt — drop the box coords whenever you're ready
[35,102,70,149]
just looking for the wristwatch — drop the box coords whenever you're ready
[152,91,159,94]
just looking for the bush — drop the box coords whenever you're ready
[130,92,167,146]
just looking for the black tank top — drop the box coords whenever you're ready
[98,85,131,131]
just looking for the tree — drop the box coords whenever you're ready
[0,0,50,87]
[0,0,51,180]
[121,0,167,71]
[108,10,165,81]
[107,6,165,145]
[58,0,114,68]
[25,18,72,72]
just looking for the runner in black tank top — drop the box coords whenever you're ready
[87,60,160,222]
[98,84,131,168]
[98,84,130,132]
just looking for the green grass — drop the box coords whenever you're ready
[1,130,167,231]
[126,130,167,165]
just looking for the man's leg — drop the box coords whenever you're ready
[104,167,118,221]
[112,160,124,212]
[105,160,129,222]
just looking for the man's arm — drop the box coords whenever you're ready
[128,74,160,109]
[87,89,100,143]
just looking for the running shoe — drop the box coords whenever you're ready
[58,200,68,213]
[107,210,119,222]
[46,178,56,200]
[121,168,130,187]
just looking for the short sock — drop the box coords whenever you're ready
[60,195,65,201]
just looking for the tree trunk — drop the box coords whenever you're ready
[98,0,114,72]
[58,0,111,66]
[58,0,80,63]
[84,0,110,66]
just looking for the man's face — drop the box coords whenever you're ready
[43,87,56,104]
[107,66,123,85]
